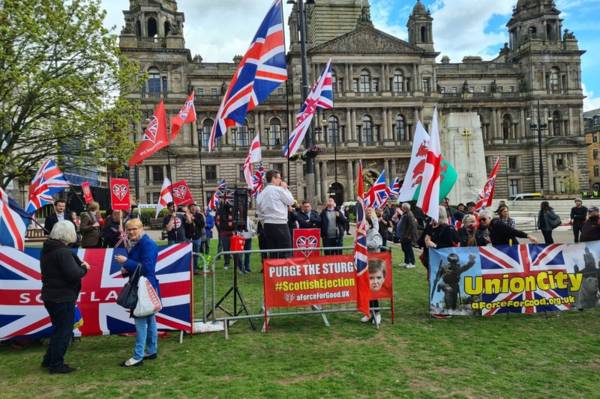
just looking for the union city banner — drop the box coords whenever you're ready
[428,242,600,317]
[263,252,393,309]
[0,244,193,341]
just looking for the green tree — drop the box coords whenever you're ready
[0,0,143,188]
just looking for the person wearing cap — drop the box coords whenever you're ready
[570,198,588,243]
[580,206,600,242]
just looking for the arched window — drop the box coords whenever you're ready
[553,111,562,136]
[148,67,161,95]
[269,118,281,147]
[392,70,404,93]
[164,21,171,36]
[135,20,142,37]
[147,17,158,38]
[420,26,427,42]
[395,114,408,142]
[550,67,560,93]
[502,114,512,140]
[359,69,371,93]
[327,116,339,144]
[361,115,374,145]
[202,119,214,149]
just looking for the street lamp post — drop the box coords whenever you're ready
[289,0,316,203]
[528,99,552,193]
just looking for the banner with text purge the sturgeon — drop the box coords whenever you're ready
[428,242,600,317]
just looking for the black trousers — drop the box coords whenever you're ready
[323,237,342,255]
[573,223,583,243]
[263,223,291,258]
[542,230,554,244]
[401,240,415,264]
[43,301,75,368]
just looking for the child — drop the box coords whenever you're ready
[362,258,386,324]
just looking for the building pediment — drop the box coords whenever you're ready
[544,136,582,147]
[310,24,426,55]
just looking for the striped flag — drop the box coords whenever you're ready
[170,92,196,141]
[417,108,442,222]
[209,0,287,151]
[283,59,334,158]
[354,163,370,317]
[0,188,29,251]
[364,170,391,209]
[243,133,262,189]
[26,159,70,214]
[155,178,173,218]
[474,157,501,212]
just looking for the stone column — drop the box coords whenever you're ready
[347,160,354,197]
[388,109,394,141]
[321,160,328,203]
[351,109,357,141]
[568,107,574,136]
[542,64,547,91]
[315,161,322,202]
[382,108,389,140]
[412,64,417,93]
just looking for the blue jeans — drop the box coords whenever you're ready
[192,239,201,271]
[133,314,157,361]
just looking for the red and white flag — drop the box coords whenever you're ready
[398,122,430,202]
[171,180,194,207]
[129,101,169,166]
[155,178,173,217]
[474,157,501,212]
[243,133,262,189]
[170,92,196,141]
[417,108,442,222]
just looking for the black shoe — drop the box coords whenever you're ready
[49,365,76,374]
[144,353,158,360]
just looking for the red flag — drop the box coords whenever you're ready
[129,101,169,166]
[170,92,196,141]
[474,157,501,212]
[110,178,130,211]
[171,180,194,206]
[81,182,94,204]
[354,163,371,317]
[417,108,442,221]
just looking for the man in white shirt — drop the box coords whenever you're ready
[256,170,294,258]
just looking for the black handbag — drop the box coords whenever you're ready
[116,264,142,310]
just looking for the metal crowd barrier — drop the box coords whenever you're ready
[193,245,394,339]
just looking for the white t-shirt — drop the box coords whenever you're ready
[256,184,294,224]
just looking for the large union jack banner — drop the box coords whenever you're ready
[0,243,193,341]
[429,243,595,317]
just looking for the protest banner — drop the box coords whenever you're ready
[0,244,193,340]
[293,228,320,257]
[109,178,130,211]
[263,252,394,313]
[429,242,599,317]
[81,181,93,204]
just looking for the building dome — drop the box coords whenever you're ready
[411,0,428,16]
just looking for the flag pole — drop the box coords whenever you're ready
[281,1,292,187]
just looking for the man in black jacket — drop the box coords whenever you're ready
[320,197,347,255]
[296,201,321,229]
[570,198,588,243]
[40,221,90,374]
[580,206,600,242]
[477,210,538,246]
[44,200,73,235]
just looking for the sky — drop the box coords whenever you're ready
[100,0,600,111]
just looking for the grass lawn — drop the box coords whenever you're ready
[1,238,599,398]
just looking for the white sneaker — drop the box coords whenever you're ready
[398,263,406,268]
[360,315,370,323]
[120,357,143,367]
[406,263,415,269]
[374,312,382,325]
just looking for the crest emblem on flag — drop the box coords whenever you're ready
[144,116,159,144]
[112,184,128,201]
[173,186,187,200]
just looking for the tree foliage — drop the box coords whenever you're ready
[0,0,143,188]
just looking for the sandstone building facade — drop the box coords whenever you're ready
[119,0,588,207]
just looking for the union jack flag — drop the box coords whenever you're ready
[26,159,70,214]
[208,192,220,211]
[389,177,401,197]
[0,188,29,251]
[0,244,193,341]
[209,0,287,151]
[283,59,334,158]
[354,163,370,316]
[243,133,262,189]
[479,244,569,316]
[364,170,391,209]
[217,179,227,193]
[251,164,266,197]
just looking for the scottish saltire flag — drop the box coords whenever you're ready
[364,170,391,209]
[26,159,70,214]
[354,163,370,317]
[0,188,29,251]
[479,244,569,316]
[243,133,262,189]
[283,59,334,158]
[0,243,193,340]
[209,0,287,151]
